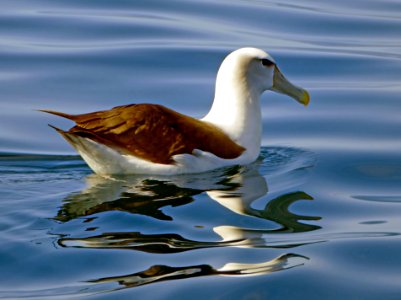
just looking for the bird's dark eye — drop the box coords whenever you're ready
[261,58,274,67]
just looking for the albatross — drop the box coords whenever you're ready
[41,47,309,175]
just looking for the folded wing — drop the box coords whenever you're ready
[41,104,245,164]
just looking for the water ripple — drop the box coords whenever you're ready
[1,1,401,298]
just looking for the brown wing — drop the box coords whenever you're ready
[42,104,245,164]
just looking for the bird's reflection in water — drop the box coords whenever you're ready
[56,177,197,222]
[56,157,317,290]
[87,253,308,291]
[56,166,242,222]
[57,161,320,251]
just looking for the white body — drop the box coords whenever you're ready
[70,136,253,175]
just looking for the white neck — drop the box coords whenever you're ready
[202,64,263,160]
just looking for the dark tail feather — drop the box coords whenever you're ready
[48,124,66,134]
[39,109,76,120]
[47,124,78,148]
[47,124,72,140]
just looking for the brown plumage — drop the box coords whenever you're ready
[41,104,245,164]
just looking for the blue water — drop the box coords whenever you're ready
[1,0,401,299]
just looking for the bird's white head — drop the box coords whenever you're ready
[204,47,310,162]
[216,47,310,106]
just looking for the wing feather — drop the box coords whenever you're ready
[44,104,245,164]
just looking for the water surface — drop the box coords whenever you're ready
[1,0,401,299]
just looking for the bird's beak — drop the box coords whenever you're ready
[271,66,310,106]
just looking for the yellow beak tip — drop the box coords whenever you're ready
[300,90,310,107]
